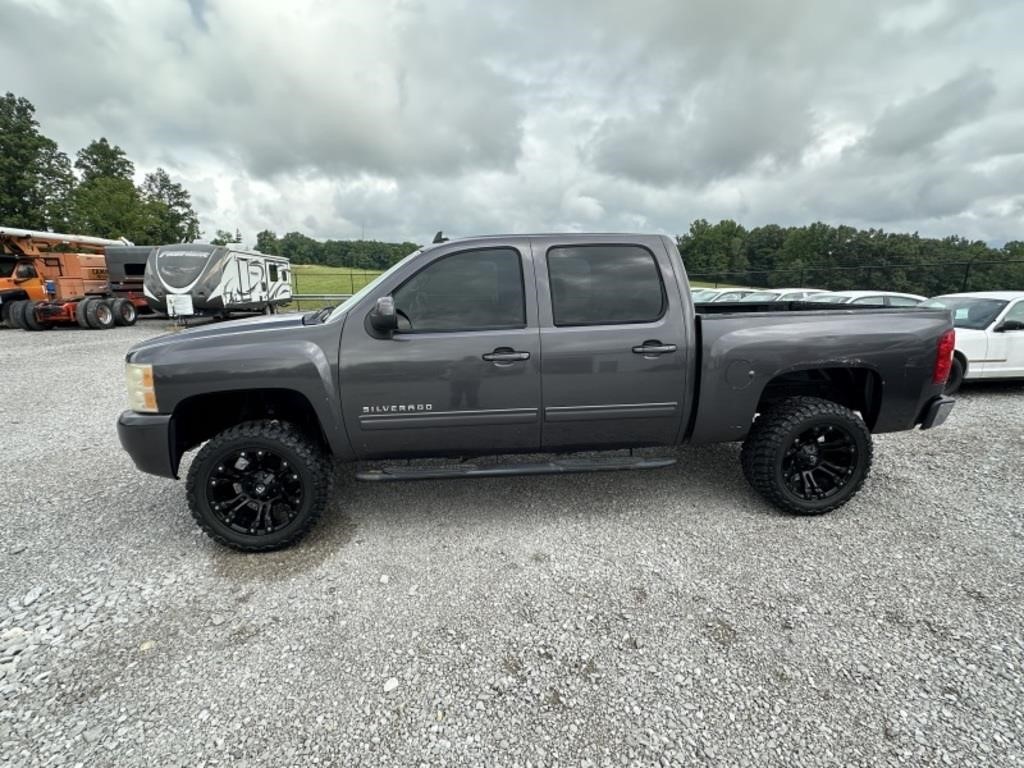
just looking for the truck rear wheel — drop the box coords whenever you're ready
[111,298,137,326]
[21,301,46,331]
[75,298,92,329]
[6,300,26,329]
[943,357,964,395]
[85,298,115,330]
[185,420,333,552]
[741,397,872,516]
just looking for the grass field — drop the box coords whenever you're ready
[291,264,383,295]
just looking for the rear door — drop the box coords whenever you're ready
[338,241,541,458]
[535,237,689,450]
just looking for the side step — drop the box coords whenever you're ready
[355,456,677,482]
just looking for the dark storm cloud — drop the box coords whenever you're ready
[859,69,997,157]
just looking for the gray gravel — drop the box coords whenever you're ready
[1,320,1023,767]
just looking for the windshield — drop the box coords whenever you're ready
[326,249,423,322]
[921,296,1008,330]
[0,258,16,279]
[739,291,778,302]
[691,289,717,302]
[810,294,848,303]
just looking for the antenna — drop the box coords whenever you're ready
[432,230,449,244]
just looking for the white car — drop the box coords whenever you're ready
[736,288,825,302]
[690,287,756,303]
[921,291,1024,393]
[804,290,926,306]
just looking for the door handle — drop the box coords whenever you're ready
[632,341,677,355]
[482,348,531,362]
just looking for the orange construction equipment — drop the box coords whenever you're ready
[0,227,150,330]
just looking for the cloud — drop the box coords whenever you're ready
[1,0,1022,245]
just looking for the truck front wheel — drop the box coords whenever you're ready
[185,420,333,551]
[741,397,872,516]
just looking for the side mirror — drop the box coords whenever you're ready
[369,296,398,335]
[994,320,1024,333]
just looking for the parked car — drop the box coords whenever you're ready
[737,288,826,303]
[709,288,757,302]
[921,291,1024,393]
[117,233,955,551]
[805,290,926,306]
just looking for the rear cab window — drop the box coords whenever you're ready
[546,244,665,326]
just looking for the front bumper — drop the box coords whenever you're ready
[919,395,955,430]
[116,410,178,478]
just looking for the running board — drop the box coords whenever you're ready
[355,456,677,482]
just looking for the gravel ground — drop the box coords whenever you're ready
[1,320,1022,767]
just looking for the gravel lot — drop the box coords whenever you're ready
[1,320,1022,767]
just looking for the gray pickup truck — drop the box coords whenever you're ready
[117,234,956,551]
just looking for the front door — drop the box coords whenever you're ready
[986,299,1024,378]
[535,238,690,450]
[339,242,541,459]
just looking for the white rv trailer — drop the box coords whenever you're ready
[143,243,292,317]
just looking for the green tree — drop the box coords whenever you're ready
[0,92,75,230]
[255,229,281,254]
[210,228,242,245]
[140,168,201,242]
[74,138,134,183]
[68,176,148,240]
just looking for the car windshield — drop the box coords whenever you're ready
[810,294,848,303]
[327,249,423,321]
[691,289,718,302]
[921,297,1009,330]
[0,258,16,278]
[738,291,778,302]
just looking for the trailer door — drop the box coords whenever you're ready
[235,257,253,299]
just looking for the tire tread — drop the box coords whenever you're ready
[740,396,872,516]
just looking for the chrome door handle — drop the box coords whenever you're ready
[632,342,677,355]
[482,348,531,362]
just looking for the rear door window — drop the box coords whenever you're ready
[547,245,665,326]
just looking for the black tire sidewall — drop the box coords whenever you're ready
[771,411,871,513]
[21,301,45,330]
[188,431,324,550]
[7,301,25,329]
[86,299,115,329]
[944,357,964,395]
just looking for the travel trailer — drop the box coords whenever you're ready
[143,243,292,317]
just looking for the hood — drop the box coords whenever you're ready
[127,312,311,360]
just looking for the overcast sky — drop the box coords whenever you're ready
[4,0,1023,245]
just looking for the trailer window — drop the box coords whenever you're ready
[157,249,210,289]
[547,244,665,326]
[269,265,279,282]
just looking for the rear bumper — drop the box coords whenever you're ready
[117,410,178,478]
[918,395,955,430]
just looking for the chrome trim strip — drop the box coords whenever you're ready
[359,407,539,431]
[544,402,678,422]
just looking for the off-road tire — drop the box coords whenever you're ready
[21,301,45,331]
[6,300,26,329]
[741,396,872,516]
[943,357,964,395]
[85,298,115,330]
[186,420,333,552]
[111,298,137,326]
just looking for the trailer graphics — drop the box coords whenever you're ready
[143,244,292,317]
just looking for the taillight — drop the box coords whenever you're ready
[933,329,955,384]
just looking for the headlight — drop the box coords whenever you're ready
[125,363,158,413]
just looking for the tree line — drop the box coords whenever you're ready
[677,220,1024,295]
[1,93,200,243]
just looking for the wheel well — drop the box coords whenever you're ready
[172,389,330,459]
[756,367,882,430]
[953,350,967,375]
